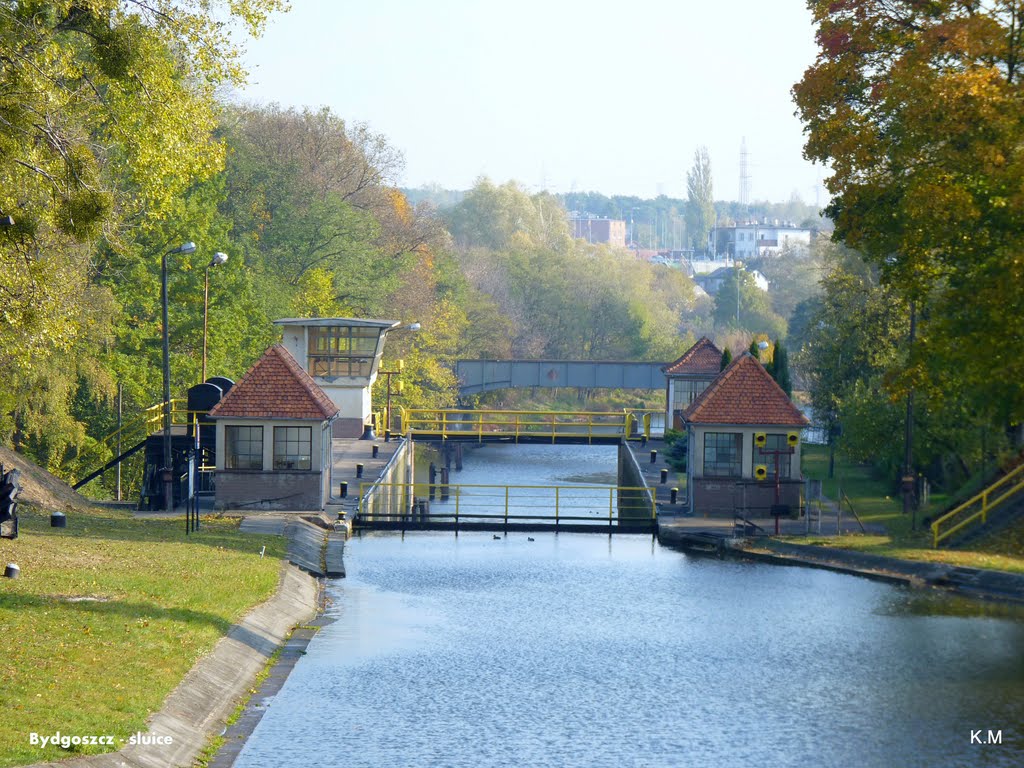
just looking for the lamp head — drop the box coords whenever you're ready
[209,251,229,267]
[171,241,197,255]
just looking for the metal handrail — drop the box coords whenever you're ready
[931,462,1024,547]
[97,400,211,451]
[357,481,657,524]
[400,408,642,441]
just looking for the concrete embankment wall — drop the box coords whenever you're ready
[360,439,413,519]
[658,532,1024,605]
[617,442,656,523]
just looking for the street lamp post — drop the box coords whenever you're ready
[734,259,744,325]
[202,251,228,382]
[903,300,917,527]
[378,323,421,439]
[379,362,404,438]
[162,241,197,514]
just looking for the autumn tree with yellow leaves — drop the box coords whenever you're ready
[794,0,1024,443]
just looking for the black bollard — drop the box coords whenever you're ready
[650,449,657,464]
[356,463,364,478]
[670,487,678,504]
[660,469,668,484]
[372,444,379,458]
[50,511,67,528]
[384,430,391,443]
[340,481,348,498]
[4,563,19,579]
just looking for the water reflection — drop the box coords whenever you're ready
[414,443,619,487]
[235,532,1024,768]
[878,590,1024,621]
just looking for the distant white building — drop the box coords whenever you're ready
[693,266,768,295]
[709,220,812,259]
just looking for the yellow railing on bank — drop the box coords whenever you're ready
[357,482,656,526]
[399,408,651,442]
[931,462,1024,547]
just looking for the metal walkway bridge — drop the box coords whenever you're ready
[354,481,657,534]
[399,408,652,444]
[455,359,668,396]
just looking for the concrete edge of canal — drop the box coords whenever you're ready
[659,527,1024,605]
[19,559,321,768]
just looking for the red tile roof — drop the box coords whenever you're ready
[663,337,722,376]
[683,353,809,426]
[208,345,339,420]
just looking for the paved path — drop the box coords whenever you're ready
[329,436,405,516]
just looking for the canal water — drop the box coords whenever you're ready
[411,443,622,522]
[234,446,1024,768]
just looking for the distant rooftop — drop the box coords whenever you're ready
[663,337,721,376]
[274,317,400,329]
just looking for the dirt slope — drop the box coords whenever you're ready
[0,445,103,514]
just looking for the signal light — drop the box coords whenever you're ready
[754,464,768,481]
[754,432,767,448]
[787,432,799,447]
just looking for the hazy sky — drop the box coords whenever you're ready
[240,0,826,205]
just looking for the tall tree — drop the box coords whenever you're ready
[771,338,792,397]
[0,1,286,237]
[685,147,715,255]
[793,0,1024,429]
[0,0,286,475]
[221,105,440,316]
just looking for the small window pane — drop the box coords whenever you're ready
[307,326,380,378]
[703,432,741,477]
[273,426,312,470]
[226,426,263,470]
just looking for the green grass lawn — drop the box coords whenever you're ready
[0,502,286,767]
[795,445,1024,574]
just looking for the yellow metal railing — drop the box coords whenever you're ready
[400,408,652,442]
[98,399,211,453]
[357,481,656,526]
[622,410,655,440]
[931,462,1024,547]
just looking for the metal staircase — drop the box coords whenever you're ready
[931,461,1024,547]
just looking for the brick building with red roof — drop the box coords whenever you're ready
[682,352,810,518]
[209,345,339,511]
[661,336,722,430]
